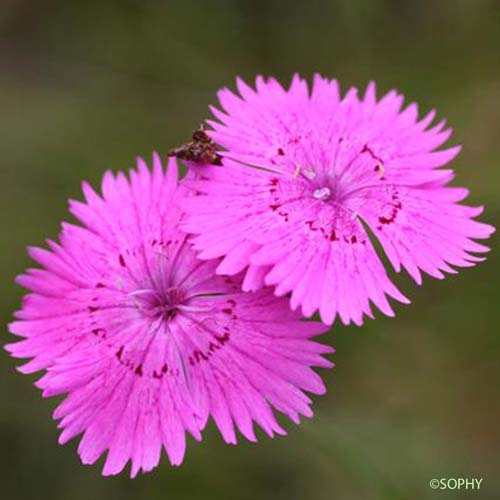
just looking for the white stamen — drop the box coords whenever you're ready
[303,169,317,180]
[128,289,160,298]
[313,187,331,201]
[177,304,213,313]
[292,164,302,178]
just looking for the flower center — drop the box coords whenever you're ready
[130,287,184,321]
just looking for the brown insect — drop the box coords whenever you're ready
[169,124,222,165]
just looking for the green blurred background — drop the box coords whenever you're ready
[1,1,499,499]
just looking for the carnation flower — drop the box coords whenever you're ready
[6,154,332,477]
[181,74,495,325]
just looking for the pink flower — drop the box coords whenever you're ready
[6,154,332,477]
[181,74,495,326]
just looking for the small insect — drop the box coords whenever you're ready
[362,144,386,180]
[374,160,385,179]
[169,124,222,165]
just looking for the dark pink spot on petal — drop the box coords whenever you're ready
[215,332,230,345]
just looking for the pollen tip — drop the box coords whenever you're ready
[313,187,331,201]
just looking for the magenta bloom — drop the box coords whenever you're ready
[182,74,495,325]
[6,154,332,477]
